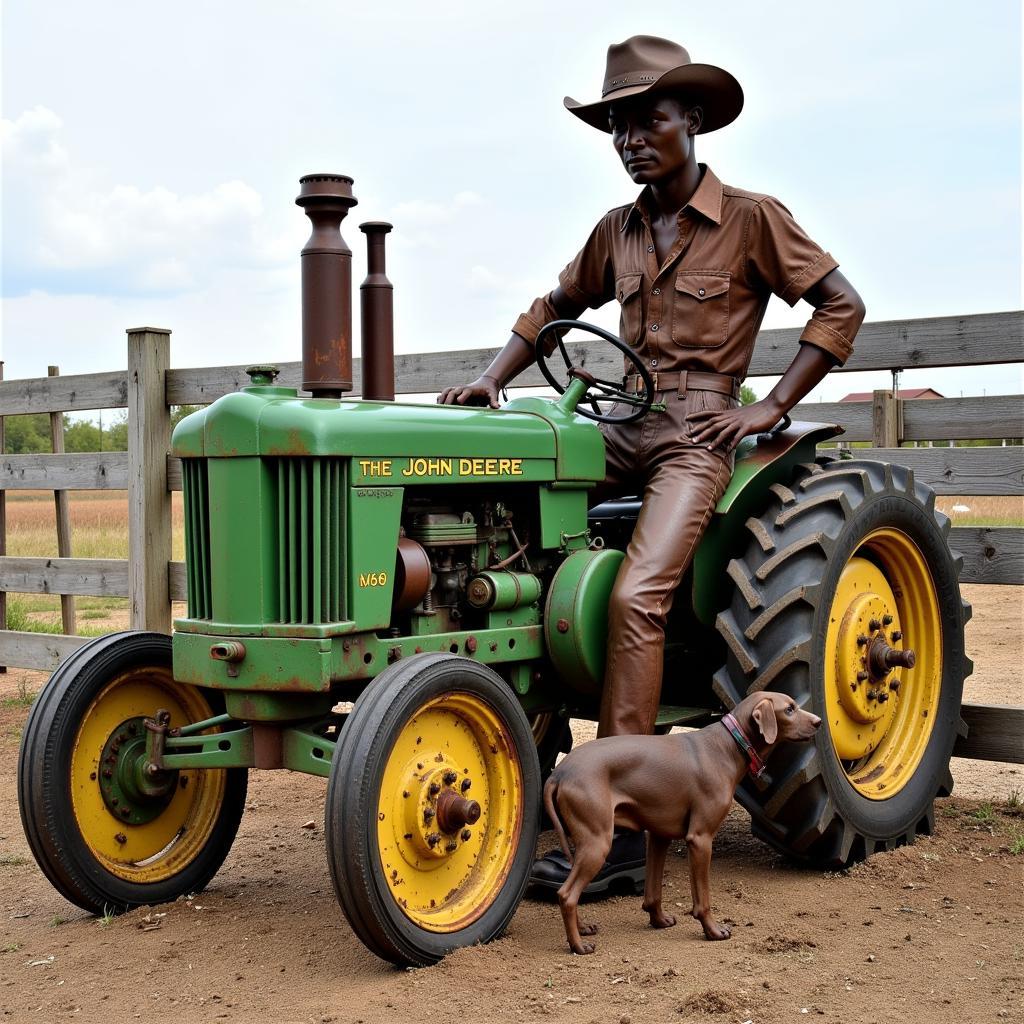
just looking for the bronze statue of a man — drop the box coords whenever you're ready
[439,35,866,892]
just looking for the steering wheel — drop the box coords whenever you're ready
[535,319,655,424]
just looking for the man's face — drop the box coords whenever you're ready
[609,95,699,185]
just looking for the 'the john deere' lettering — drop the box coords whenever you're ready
[358,457,524,479]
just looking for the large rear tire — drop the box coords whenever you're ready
[714,460,970,866]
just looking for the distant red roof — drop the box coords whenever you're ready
[840,388,944,402]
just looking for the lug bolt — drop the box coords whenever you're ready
[428,781,440,796]
[867,690,878,701]
[423,807,435,822]
[882,615,893,626]
[856,671,869,682]
[90,772,97,781]
[869,618,881,632]
[426,832,440,848]
[460,779,472,793]
[442,769,457,786]
[856,635,868,647]
[877,692,889,703]
[120,807,131,818]
[102,768,112,780]
[461,829,472,841]
[891,630,903,642]
[556,618,570,634]
[445,841,458,853]
[114,833,127,845]
[889,680,901,692]
[111,797,119,806]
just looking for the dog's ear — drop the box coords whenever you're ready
[752,698,778,744]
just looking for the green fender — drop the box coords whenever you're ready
[691,421,843,625]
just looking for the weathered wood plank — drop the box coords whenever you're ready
[855,447,1024,495]
[902,395,1024,441]
[950,527,1023,585]
[872,390,901,447]
[791,400,872,441]
[167,455,182,492]
[169,561,186,603]
[0,557,129,597]
[0,369,128,416]
[0,630,88,671]
[127,328,172,633]
[954,703,1024,764]
[0,453,128,490]
[165,312,1023,405]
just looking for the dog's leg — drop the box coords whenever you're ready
[685,831,731,941]
[557,836,609,955]
[641,833,676,929]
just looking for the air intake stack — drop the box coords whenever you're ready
[295,174,358,397]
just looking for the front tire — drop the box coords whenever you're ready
[326,653,540,965]
[18,631,248,913]
[714,460,970,866]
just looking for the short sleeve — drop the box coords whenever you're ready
[745,197,839,306]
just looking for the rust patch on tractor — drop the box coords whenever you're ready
[853,763,887,785]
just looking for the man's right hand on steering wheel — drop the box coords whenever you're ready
[437,375,501,409]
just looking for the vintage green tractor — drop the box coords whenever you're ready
[17,175,970,967]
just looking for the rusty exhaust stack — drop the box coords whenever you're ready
[295,174,358,397]
[359,221,395,401]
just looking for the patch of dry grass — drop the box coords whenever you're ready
[934,495,1023,527]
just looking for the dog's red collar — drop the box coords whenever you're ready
[722,713,766,779]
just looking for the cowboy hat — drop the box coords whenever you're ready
[564,35,743,134]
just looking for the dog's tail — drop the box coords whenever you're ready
[543,776,572,863]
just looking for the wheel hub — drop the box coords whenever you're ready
[402,763,481,861]
[98,716,178,825]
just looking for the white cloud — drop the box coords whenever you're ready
[2,107,286,295]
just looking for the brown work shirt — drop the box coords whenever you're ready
[513,165,855,377]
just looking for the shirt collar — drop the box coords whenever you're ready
[621,163,724,231]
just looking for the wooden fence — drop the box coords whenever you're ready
[1,312,1021,761]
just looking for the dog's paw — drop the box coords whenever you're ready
[571,941,597,955]
[701,920,732,941]
[650,912,677,929]
[578,922,599,936]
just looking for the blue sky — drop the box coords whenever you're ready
[2,0,1021,402]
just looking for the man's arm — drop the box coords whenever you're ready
[687,268,866,451]
[438,285,587,408]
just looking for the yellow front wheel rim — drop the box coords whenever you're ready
[377,693,523,932]
[825,528,942,799]
[70,667,226,882]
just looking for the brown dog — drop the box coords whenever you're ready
[543,690,821,954]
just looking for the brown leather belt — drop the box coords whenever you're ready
[623,369,740,398]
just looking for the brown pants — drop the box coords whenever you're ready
[594,389,735,738]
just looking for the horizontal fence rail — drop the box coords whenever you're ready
[0,313,1021,765]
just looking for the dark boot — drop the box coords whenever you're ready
[530,829,646,897]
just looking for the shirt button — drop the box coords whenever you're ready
[650,359,657,366]
[650,323,659,332]
[698,288,706,296]
[647,245,655,253]
[652,287,661,295]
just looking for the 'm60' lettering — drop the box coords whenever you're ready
[359,571,388,588]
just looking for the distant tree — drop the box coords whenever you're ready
[740,384,757,406]
[171,405,202,428]
[3,414,51,453]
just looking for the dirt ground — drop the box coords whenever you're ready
[0,583,1021,1024]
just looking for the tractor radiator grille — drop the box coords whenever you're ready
[182,459,212,619]
[273,457,347,624]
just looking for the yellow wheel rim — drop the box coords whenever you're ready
[377,692,523,933]
[70,667,226,882]
[824,527,942,799]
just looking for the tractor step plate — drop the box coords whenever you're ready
[655,706,713,728]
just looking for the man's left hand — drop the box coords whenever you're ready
[686,399,785,452]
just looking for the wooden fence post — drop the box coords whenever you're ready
[127,328,172,633]
[872,389,902,448]
[48,366,76,635]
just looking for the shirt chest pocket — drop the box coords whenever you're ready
[671,271,730,348]
[615,272,644,346]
